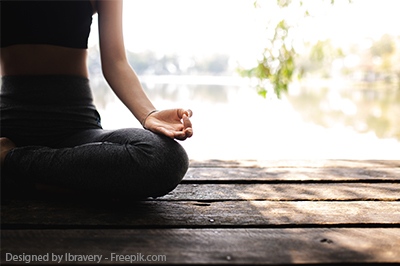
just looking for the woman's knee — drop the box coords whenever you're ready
[119,128,189,170]
[144,133,189,196]
[118,128,189,197]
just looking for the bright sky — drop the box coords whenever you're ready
[89,0,400,65]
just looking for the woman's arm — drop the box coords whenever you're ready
[97,0,192,140]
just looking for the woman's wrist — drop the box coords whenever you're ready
[141,109,159,129]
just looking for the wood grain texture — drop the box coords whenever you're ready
[2,159,400,265]
[184,167,400,182]
[189,159,400,168]
[159,183,400,200]
[2,200,399,228]
[2,228,400,264]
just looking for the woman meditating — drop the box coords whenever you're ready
[0,0,193,199]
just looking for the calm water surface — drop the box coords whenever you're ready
[92,75,400,160]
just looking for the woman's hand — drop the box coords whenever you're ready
[144,109,193,140]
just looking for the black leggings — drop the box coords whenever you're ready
[1,75,189,199]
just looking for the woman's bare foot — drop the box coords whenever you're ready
[1,137,16,167]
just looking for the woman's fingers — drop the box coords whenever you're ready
[148,108,193,140]
[156,126,188,140]
[177,108,193,119]
[183,114,193,138]
[183,114,192,129]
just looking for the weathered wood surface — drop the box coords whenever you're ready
[162,183,400,200]
[1,159,400,265]
[2,228,400,264]
[189,159,400,168]
[184,167,400,182]
[2,200,400,228]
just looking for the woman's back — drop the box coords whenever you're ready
[0,0,96,77]
[1,45,88,77]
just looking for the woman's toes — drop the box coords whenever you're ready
[1,137,16,167]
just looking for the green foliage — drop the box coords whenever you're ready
[309,39,345,64]
[239,0,351,98]
[237,18,296,98]
[370,34,394,57]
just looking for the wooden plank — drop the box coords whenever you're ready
[1,228,400,264]
[190,159,400,168]
[27,183,400,201]
[184,167,400,182]
[159,183,400,201]
[2,200,399,228]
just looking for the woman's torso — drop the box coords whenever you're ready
[0,0,97,78]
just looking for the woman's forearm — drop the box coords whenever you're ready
[102,59,155,123]
[95,0,192,140]
[96,0,154,123]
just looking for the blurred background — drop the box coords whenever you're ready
[87,0,400,160]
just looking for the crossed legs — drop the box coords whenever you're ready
[1,128,189,199]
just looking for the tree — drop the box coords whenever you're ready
[238,0,351,98]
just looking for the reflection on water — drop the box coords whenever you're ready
[287,83,400,141]
[92,76,400,160]
[143,83,230,104]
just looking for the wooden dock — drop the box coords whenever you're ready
[1,159,400,265]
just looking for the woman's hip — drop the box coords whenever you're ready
[0,75,102,146]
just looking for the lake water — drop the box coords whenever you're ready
[93,75,400,160]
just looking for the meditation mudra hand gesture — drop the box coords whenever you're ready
[0,0,193,199]
[143,109,193,141]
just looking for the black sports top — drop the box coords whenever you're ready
[1,0,93,49]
